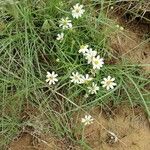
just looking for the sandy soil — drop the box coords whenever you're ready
[109,8,150,73]
[80,105,150,150]
[9,133,59,150]
[9,104,150,150]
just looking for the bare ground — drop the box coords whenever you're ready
[109,7,150,73]
[9,104,150,150]
[80,104,150,150]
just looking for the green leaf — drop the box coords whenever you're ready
[41,20,50,30]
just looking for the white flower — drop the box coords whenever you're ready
[71,3,85,19]
[101,76,117,90]
[59,17,72,29]
[85,48,97,64]
[92,55,104,70]
[56,33,64,41]
[79,45,89,54]
[81,115,94,125]
[81,74,93,84]
[70,72,82,84]
[46,71,58,85]
[88,82,99,94]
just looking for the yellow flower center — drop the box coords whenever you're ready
[80,45,85,49]
[94,60,99,65]
[106,80,112,85]
[76,8,80,13]
[75,76,79,80]
[49,77,53,80]
[63,20,68,25]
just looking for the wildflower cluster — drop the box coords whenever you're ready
[79,45,104,70]
[56,3,85,41]
[45,3,117,126]
[46,3,117,92]
[70,72,93,84]
[69,43,116,96]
